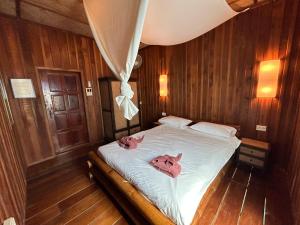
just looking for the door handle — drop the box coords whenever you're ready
[45,103,53,119]
[48,109,53,118]
[44,95,54,119]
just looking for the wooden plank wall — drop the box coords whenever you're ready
[0,15,112,168]
[132,46,166,128]
[133,0,299,165]
[0,72,26,224]
[284,2,300,224]
[277,1,300,169]
[289,111,300,225]
[289,119,300,224]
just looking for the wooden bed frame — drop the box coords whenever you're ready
[87,123,240,224]
[87,153,234,225]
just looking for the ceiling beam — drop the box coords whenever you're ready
[20,1,92,36]
[227,0,274,12]
[22,0,89,25]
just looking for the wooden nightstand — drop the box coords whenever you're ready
[237,138,270,170]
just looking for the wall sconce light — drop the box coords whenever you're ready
[159,74,168,97]
[257,60,280,98]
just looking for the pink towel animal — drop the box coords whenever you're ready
[150,153,182,178]
[118,135,144,149]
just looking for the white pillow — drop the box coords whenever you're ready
[158,116,192,128]
[190,122,237,138]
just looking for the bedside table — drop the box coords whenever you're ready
[237,138,270,170]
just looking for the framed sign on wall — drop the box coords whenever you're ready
[10,79,36,98]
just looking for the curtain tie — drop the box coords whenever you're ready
[120,81,134,99]
[115,81,139,120]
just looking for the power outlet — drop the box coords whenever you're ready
[162,112,167,116]
[256,125,267,132]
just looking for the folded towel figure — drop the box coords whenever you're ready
[150,153,182,178]
[118,135,144,149]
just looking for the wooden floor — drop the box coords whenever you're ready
[197,164,293,225]
[26,161,293,225]
[25,162,129,225]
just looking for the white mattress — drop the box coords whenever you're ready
[97,125,241,225]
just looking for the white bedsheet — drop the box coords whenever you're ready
[97,125,241,225]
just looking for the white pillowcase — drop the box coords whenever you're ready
[190,122,237,138]
[158,116,192,128]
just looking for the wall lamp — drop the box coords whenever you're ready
[257,60,280,98]
[159,74,168,97]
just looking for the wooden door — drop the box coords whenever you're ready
[40,69,89,153]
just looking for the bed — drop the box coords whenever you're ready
[87,123,241,225]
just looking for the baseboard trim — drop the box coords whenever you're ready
[26,142,103,181]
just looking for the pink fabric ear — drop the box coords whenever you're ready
[136,135,144,143]
[118,135,144,150]
[175,153,182,161]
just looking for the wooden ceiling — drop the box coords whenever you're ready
[0,0,92,36]
[0,0,272,40]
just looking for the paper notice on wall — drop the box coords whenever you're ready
[10,79,36,98]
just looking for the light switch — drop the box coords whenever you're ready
[86,88,93,96]
[3,217,16,225]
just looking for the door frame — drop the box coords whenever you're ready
[35,67,90,154]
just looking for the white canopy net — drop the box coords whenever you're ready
[83,0,238,120]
